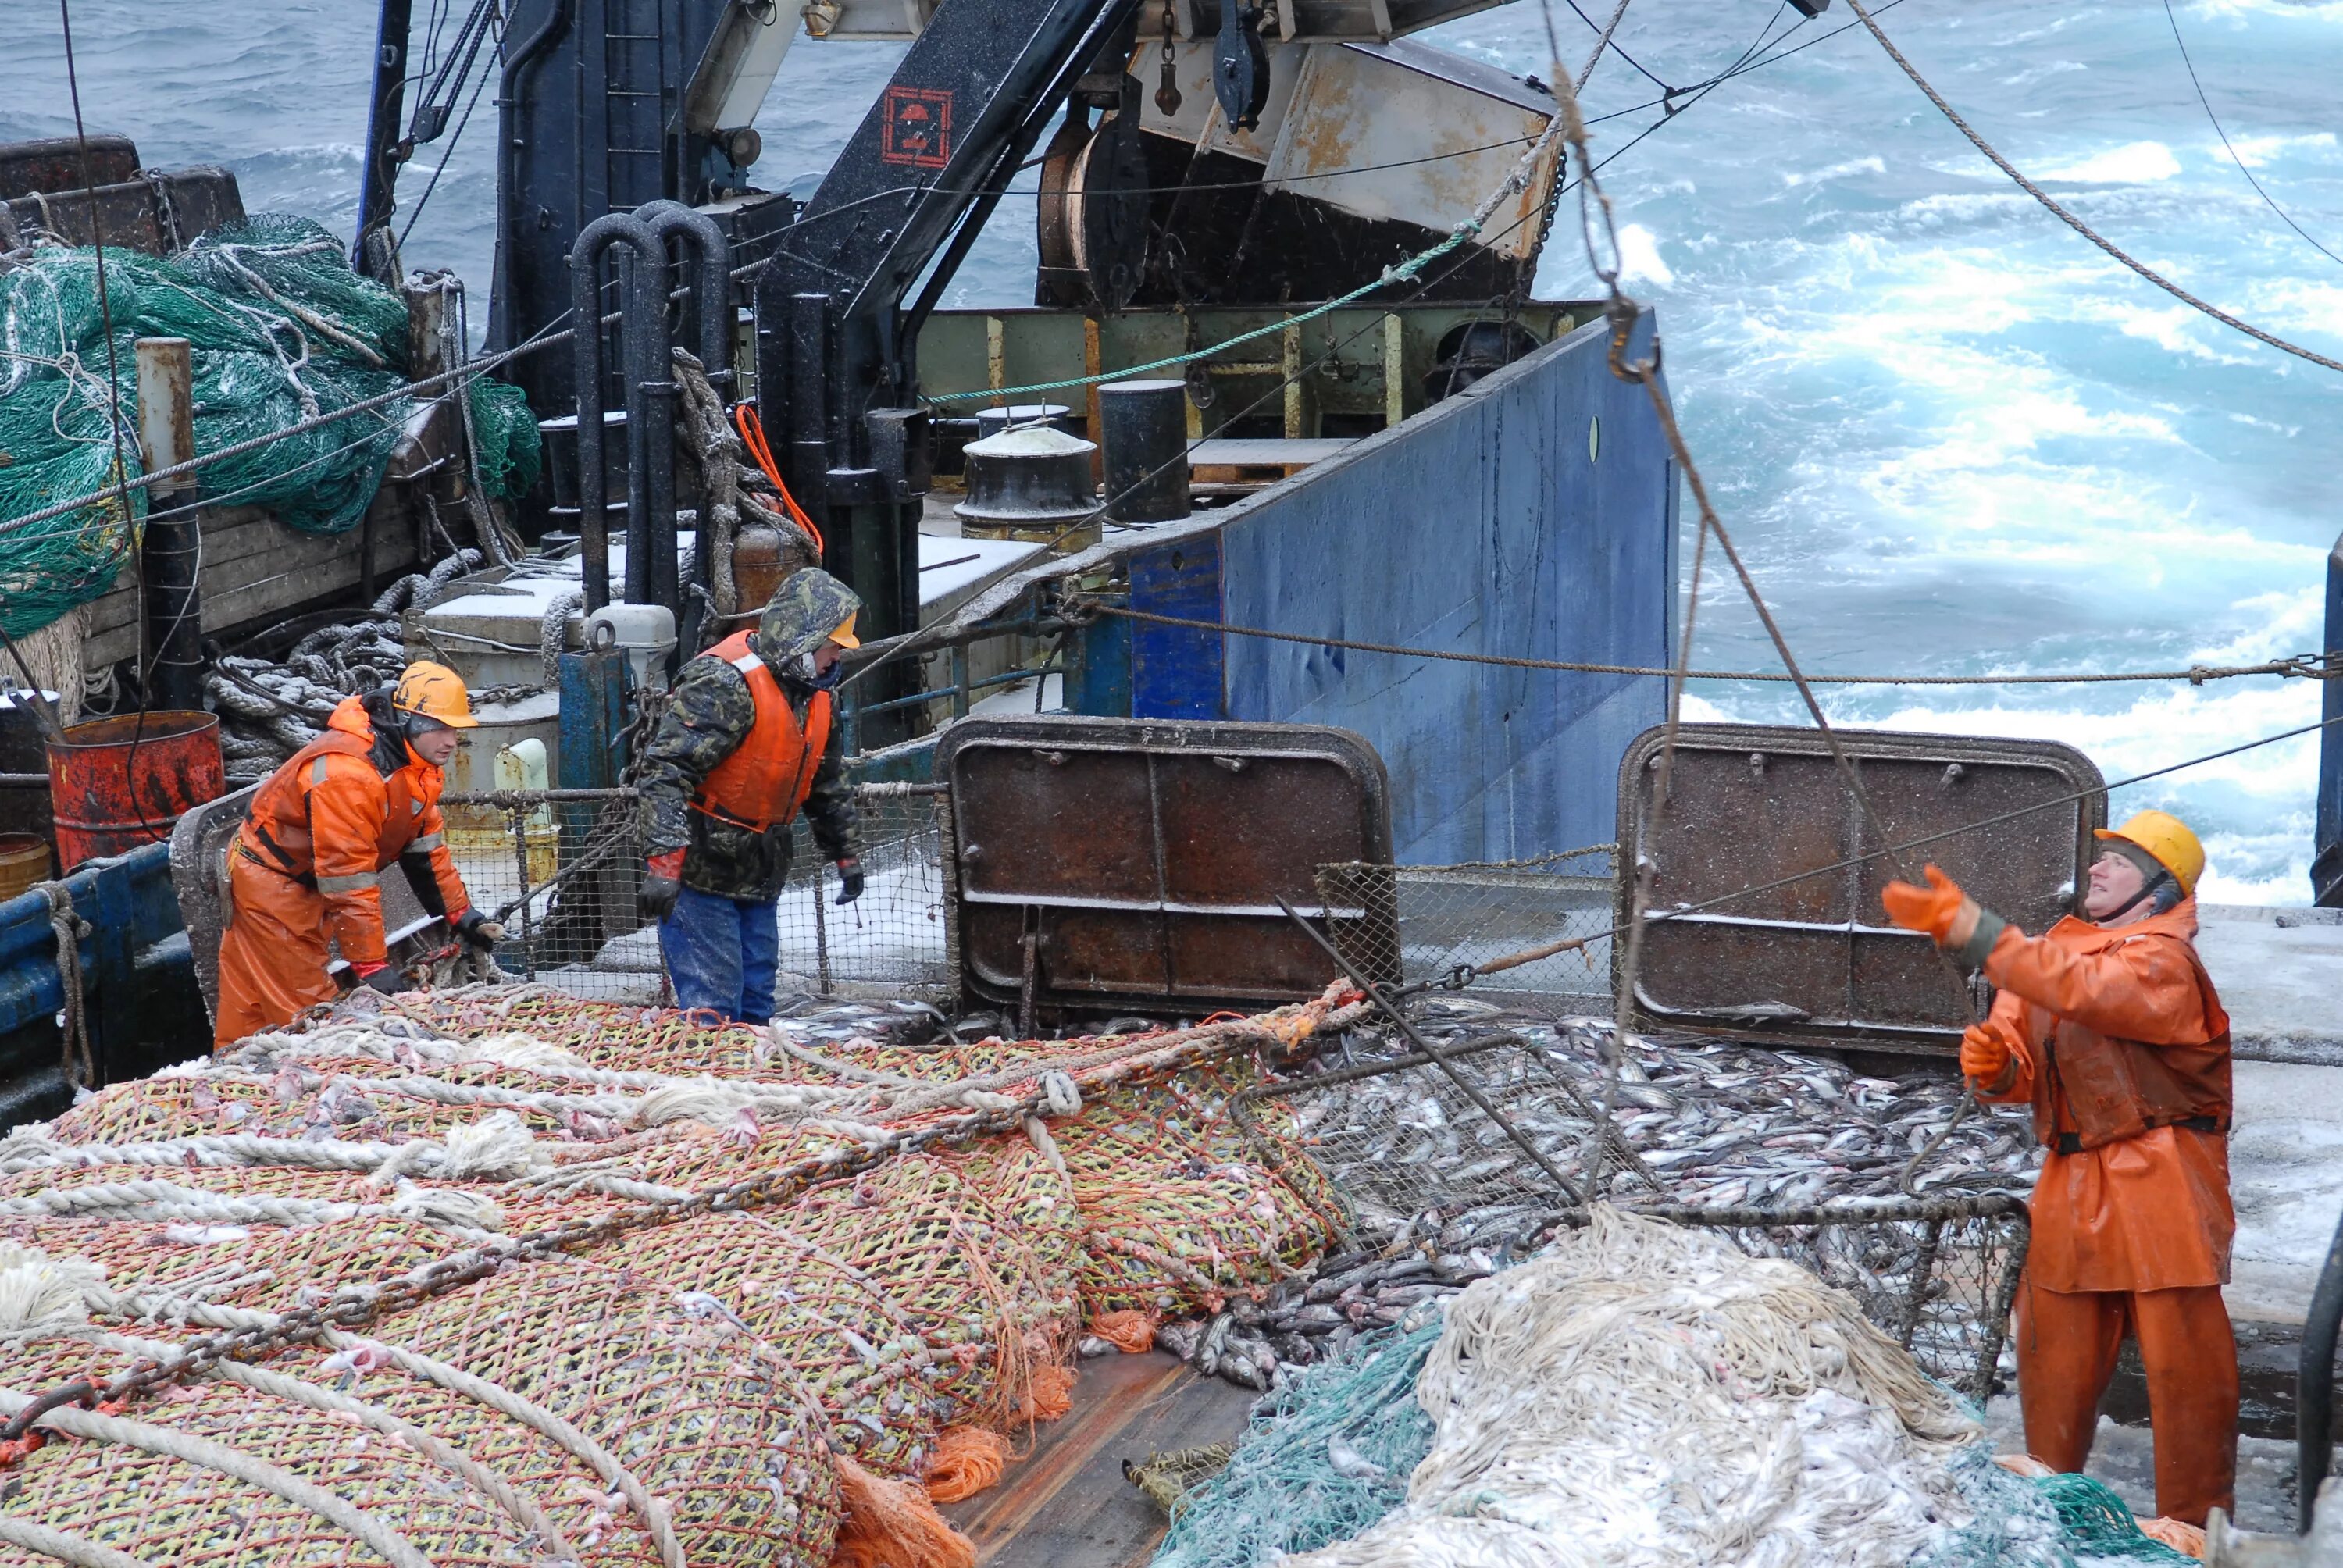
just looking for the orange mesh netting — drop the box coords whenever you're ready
[0,982,1367,1562]
[0,1245,844,1566]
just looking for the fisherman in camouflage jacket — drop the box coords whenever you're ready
[635,568,864,1020]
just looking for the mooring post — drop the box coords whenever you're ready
[134,336,203,711]
[2316,527,2343,907]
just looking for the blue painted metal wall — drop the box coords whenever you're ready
[1143,310,1678,863]
[2316,527,2342,906]
[0,842,202,1123]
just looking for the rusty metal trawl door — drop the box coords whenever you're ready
[1614,722,2105,1054]
[936,716,1394,1014]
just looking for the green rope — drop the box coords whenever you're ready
[926,226,1476,404]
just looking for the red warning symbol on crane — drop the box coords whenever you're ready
[879,87,954,168]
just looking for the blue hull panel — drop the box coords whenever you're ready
[1129,310,1677,864]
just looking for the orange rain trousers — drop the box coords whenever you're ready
[2015,1275,2238,1526]
[212,852,343,1049]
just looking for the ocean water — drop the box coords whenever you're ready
[5,0,2338,900]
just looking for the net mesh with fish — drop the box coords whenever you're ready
[0,216,540,637]
[0,983,1370,1568]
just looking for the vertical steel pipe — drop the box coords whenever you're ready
[134,337,202,712]
[568,212,662,612]
[634,379,682,624]
[1097,379,1189,523]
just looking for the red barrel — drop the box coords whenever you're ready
[46,710,225,871]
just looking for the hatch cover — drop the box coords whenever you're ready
[936,716,1393,1014]
[1614,722,2106,1055]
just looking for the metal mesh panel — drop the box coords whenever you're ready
[1316,848,1615,1005]
[441,785,954,1003]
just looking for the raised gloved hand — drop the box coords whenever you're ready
[452,907,505,950]
[834,857,865,905]
[1960,1018,2021,1090]
[638,848,686,922]
[355,961,412,996]
[1881,864,1979,947]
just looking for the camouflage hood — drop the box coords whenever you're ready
[750,568,863,680]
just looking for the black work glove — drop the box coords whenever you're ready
[453,907,506,950]
[834,857,865,905]
[359,965,412,996]
[638,850,686,922]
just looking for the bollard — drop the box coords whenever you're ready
[1097,379,1190,525]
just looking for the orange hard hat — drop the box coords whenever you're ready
[828,611,861,650]
[2095,809,2204,896]
[392,661,479,729]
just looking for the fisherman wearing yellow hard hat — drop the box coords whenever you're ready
[634,568,866,1021]
[213,661,506,1047]
[1882,810,2234,1526]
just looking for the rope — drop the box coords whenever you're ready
[2161,0,2343,271]
[34,884,91,1091]
[0,1516,159,1568]
[1085,603,2334,686]
[0,1392,437,1568]
[1845,0,2343,375]
[0,1177,505,1237]
[91,1330,580,1564]
[318,1331,688,1568]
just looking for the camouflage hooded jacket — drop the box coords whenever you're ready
[638,568,863,900]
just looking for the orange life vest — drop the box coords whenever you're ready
[690,629,833,833]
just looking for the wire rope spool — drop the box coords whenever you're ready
[1035,83,1152,312]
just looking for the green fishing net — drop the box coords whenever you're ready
[1151,1316,1443,1568]
[0,214,540,637]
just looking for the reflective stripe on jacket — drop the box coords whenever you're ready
[687,629,833,834]
[233,696,469,966]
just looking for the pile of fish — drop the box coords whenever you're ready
[1150,997,2042,1391]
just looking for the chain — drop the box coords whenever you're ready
[1156,0,1182,116]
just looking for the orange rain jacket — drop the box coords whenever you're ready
[214,697,472,1047]
[1973,897,2232,1293]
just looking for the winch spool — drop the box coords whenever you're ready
[954,426,1102,551]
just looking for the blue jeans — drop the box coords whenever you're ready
[658,886,780,1022]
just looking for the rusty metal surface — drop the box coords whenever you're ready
[48,711,226,872]
[936,715,1392,1014]
[1614,722,2106,1055]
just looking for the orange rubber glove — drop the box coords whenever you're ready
[1881,864,1978,947]
[1959,1018,2021,1092]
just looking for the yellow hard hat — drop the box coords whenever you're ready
[828,612,861,650]
[392,661,480,729]
[2095,809,2204,895]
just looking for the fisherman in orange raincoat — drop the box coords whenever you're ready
[1883,809,2234,1526]
[212,662,505,1049]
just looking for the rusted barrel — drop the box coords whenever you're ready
[0,835,48,904]
[46,710,225,871]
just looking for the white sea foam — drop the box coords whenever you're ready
[2038,141,2184,184]
[1781,155,1885,188]
[1612,223,1675,287]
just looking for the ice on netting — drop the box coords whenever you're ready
[1157,1207,2185,1568]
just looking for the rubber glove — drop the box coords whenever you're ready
[1881,864,1979,948]
[452,907,505,950]
[638,848,686,922]
[834,857,865,905]
[1960,1018,2021,1092]
[355,961,412,996]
